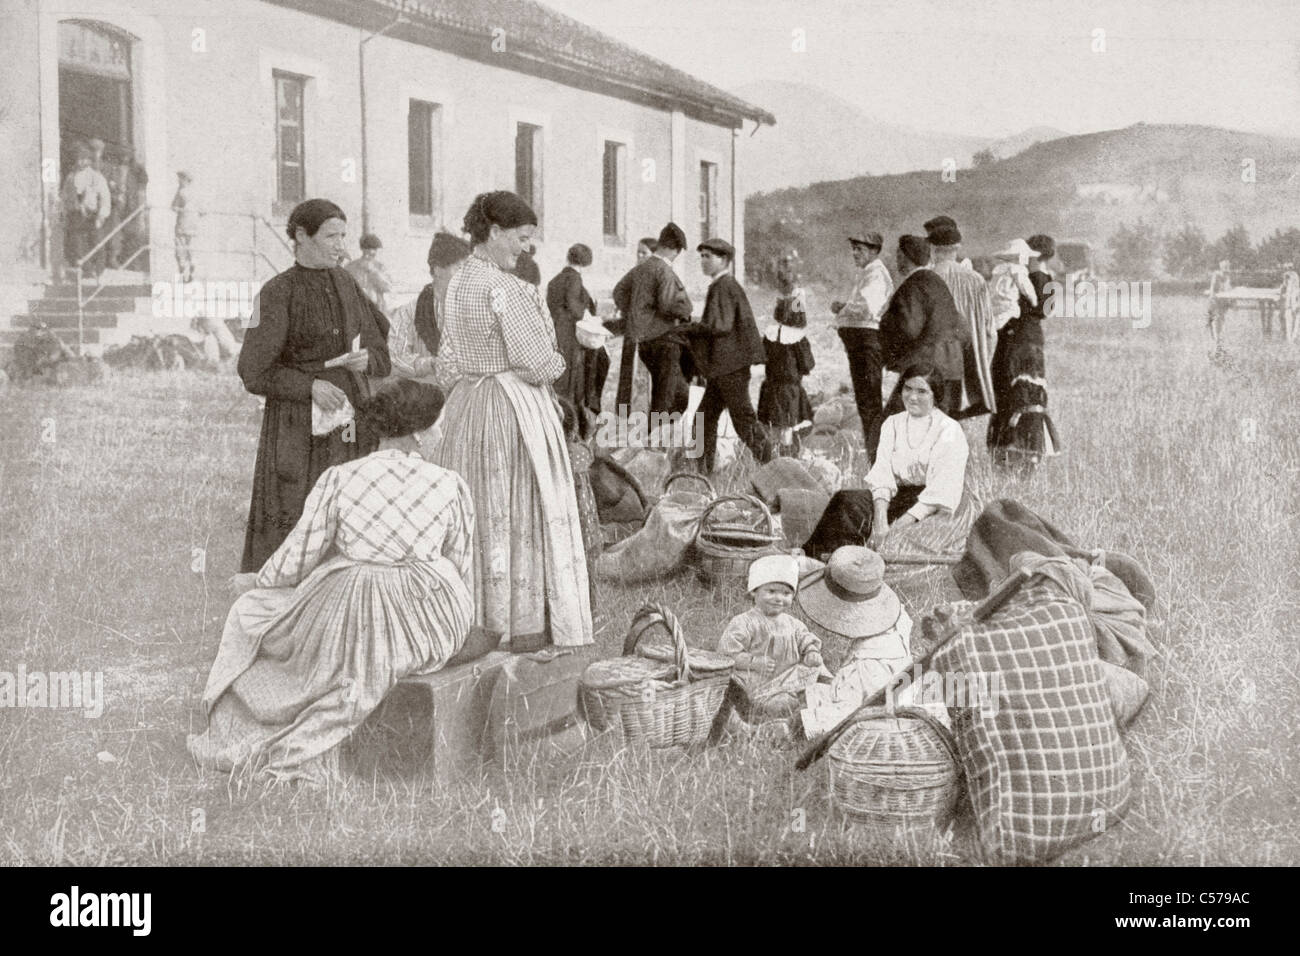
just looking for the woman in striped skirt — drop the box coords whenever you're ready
[433,191,594,655]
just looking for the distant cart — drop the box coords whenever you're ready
[1210,269,1297,342]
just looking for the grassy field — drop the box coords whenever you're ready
[1,291,1297,865]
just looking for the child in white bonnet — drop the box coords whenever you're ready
[718,554,829,723]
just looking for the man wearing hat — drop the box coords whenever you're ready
[926,216,997,417]
[879,236,969,415]
[831,229,895,462]
[344,233,393,313]
[796,546,916,736]
[686,238,771,472]
[612,221,695,416]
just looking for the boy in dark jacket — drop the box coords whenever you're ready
[687,238,772,472]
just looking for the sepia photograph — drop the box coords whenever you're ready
[0,0,1295,893]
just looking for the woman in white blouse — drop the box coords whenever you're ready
[802,362,969,560]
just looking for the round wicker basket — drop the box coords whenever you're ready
[691,494,784,588]
[827,705,962,832]
[579,604,732,747]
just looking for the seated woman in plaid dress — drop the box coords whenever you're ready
[189,381,476,786]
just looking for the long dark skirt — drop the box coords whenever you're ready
[240,397,377,572]
[801,486,923,560]
[986,317,1061,467]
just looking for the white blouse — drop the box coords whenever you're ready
[867,409,968,520]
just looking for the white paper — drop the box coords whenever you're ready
[312,395,354,436]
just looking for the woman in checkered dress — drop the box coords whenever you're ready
[433,192,594,655]
[189,382,476,785]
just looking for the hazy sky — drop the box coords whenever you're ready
[541,0,1300,138]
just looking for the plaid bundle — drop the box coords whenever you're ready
[933,580,1131,864]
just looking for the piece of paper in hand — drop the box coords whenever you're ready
[312,395,354,436]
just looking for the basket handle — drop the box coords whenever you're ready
[696,493,775,538]
[663,471,715,497]
[625,603,691,682]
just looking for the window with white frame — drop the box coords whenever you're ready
[274,71,307,204]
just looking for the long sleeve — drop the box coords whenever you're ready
[793,617,823,664]
[256,467,340,588]
[500,285,564,385]
[916,419,968,514]
[692,283,734,338]
[354,280,392,378]
[867,416,899,501]
[238,282,316,401]
[564,273,588,322]
[442,473,477,585]
[387,300,434,379]
[794,337,815,376]
[718,611,758,658]
[612,270,633,317]
[1015,268,1037,306]
[657,265,694,323]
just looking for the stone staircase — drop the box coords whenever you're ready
[1,270,198,361]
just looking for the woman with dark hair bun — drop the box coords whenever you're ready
[237,198,392,572]
[987,232,1062,469]
[191,379,475,786]
[434,191,593,655]
[802,361,970,560]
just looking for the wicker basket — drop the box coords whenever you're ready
[579,604,732,747]
[691,494,784,588]
[827,704,962,832]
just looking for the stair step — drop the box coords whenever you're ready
[10,313,120,329]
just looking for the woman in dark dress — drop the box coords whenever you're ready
[238,199,392,572]
[986,232,1061,469]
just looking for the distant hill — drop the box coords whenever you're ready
[745,122,1300,283]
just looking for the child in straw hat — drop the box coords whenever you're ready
[796,546,940,736]
[717,554,830,727]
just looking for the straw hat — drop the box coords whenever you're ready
[994,238,1033,263]
[797,546,901,638]
[748,554,799,593]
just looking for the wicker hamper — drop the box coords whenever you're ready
[579,604,733,747]
[827,704,963,832]
[692,493,784,588]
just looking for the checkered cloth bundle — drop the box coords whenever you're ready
[932,579,1132,864]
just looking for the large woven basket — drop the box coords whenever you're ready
[827,705,962,832]
[579,604,732,748]
[691,494,783,588]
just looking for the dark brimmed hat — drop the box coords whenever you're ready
[697,237,734,259]
[925,216,962,246]
[848,230,883,249]
[428,231,471,269]
[797,546,902,638]
[1026,234,1056,260]
[658,222,687,251]
[359,233,383,250]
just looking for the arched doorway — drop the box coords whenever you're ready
[57,19,148,274]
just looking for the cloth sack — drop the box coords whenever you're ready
[589,454,648,525]
[595,483,710,583]
[931,578,1132,865]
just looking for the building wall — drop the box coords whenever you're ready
[0,0,49,280]
[13,0,748,307]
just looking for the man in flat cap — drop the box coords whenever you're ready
[831,229,894,462]
[880,236,969,415]
[613,221,695,416]
[686,238,771,472]
[925,216,997,417]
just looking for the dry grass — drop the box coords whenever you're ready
[1,292,1297,865]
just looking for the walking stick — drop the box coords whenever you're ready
[795,566,1037,771]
